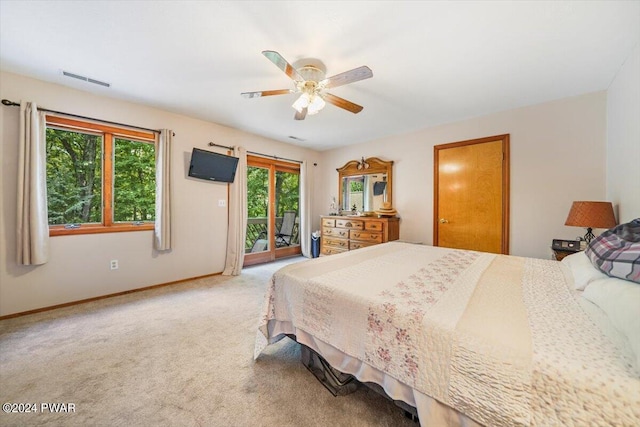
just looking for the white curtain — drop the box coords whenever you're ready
[299,160,312,258]
[16,102,49,265]
[222,146,248,275]
[154,130,173,251]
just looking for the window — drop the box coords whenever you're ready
[45,116,156,236]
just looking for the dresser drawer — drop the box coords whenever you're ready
[319,215,399,257]
[365,221,384,232]
[322,218,336,227]
[349,230,382,243]
[322,227,349,238]
[321,246,347,256]
[349,241,378,250]
[335,219,364,230]
[323,237,349,250]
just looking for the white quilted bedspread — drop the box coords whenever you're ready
[255,242,640,426]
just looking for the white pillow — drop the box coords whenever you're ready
[561,251,608,290]
[582,277,640,369]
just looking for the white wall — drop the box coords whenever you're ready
[0,71,321,316]
[606,42,640,222]
[319,92,608,259]
[2,68,626,317]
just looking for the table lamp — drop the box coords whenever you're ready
[564,201,617,242]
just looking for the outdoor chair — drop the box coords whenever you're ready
[250,237,268,253]
[275,210,296,247]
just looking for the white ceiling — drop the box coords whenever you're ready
[1,1,638,151]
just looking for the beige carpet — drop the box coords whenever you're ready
[0,257,416,427]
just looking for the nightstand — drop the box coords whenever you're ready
[551,239,584,261]
[552,248,581,261]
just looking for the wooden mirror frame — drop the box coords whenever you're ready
[337,157,393,212]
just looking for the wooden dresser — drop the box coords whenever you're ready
[320,215,400,256]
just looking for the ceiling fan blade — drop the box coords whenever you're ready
[294,107,307,121]
[324,66,373,89]
[262,50,304,82]
[324,93,364,114]
[241,89,292,98]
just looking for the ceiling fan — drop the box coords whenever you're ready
[241,50,373,120]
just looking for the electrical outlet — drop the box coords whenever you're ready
[110,260,119,270]
[218,199,226,207]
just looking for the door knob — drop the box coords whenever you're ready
[439,218,449,224]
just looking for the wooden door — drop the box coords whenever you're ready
[434,135,509,254]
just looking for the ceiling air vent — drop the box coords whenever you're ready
[62,70,110,87]
[288,136,306,142]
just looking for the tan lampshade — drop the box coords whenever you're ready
[565,201,617,228]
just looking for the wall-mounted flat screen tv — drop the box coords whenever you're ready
[188,148,239,183]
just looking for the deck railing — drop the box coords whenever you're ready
[245,216,300,252]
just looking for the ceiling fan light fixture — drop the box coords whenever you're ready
[292,93,310,113]
[307,95,326,115]
[244,51,372,120]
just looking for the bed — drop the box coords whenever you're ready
[255,222,640,426]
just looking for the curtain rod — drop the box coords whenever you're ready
[208,142,303,164]
[2,99,162,134]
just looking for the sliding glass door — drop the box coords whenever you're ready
[244,155,300,266]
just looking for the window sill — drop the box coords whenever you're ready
[49,223,154,236]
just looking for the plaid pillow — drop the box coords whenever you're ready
[585,218,640,283]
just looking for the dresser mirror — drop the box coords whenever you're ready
[337,157,393,213]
